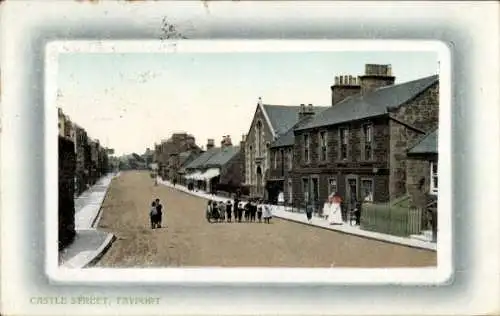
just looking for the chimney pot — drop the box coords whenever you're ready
[335,76,339,85]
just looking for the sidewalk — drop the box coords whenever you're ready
[159,179,436,251]
[59,172,120,268]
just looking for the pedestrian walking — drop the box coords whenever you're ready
[218,201,226,223]
[257,200,263,223]
[155,198,163,228]
[305,202,313,223]
[250,200,257,222]
[225,200,232,222]
[149,201,159,229]
[212,201,220,222]
[262,201,272,224]
[326,193,343,225]
[237,202,243,222]
[233,197,239,222]
[244,202,251,222]
[206,200,213,220]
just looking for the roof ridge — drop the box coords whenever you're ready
[375,74,438,92]
[295,74,439,131]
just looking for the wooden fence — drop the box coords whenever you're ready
[360,197,422,237]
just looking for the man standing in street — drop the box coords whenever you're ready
[155,198,164,228]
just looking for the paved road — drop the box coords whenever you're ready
[96,171,436,268]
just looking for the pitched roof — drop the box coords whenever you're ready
[270,115,319,148]
[204,146,240,167]
[262,104,329,135]
[296,75,439,131]
[184,148,218,169]
[185,146,240,169]
[179,150,197,167]
[408,129,438,155]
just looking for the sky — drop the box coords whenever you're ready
[57,51,438,156]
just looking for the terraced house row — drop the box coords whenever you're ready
[58,108,113,249]
[245,64,439,228]
[58,108,112,195]
[153,133,246,196]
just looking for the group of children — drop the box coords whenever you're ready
[206,198,273,224]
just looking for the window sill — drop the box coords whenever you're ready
[359,160,376,163]
[429,190,438,196]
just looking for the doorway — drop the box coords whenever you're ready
[345,175,359,221]
[256,166,262,197]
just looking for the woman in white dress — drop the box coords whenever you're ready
[262,201,273,224]
[327,193,343,225]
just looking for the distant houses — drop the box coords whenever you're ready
[153,132,203,182]
[183,136,244,195]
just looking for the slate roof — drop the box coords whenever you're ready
[177,151,199,173]
[185,146,240,169]
[270,115,319,148]
[263,104,329,135]
[295,75,439,131]
[408,129,438,155]
[204,146,240,167]
[184,148,218,169]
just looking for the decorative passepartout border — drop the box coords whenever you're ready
[2,1,498,315]
[45,39,452,285]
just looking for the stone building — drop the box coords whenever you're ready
[58,108,73,140]
[153,133,201,180]
[58,108,110,196]
[292,64,439,215]
[175,150,204,184]
[268,104,327,203]
[243,98,327,198]
[71,122,89,195]
[185,137,243,194]
[407,129,438,236]
[88,138,101,185]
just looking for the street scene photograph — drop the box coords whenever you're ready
[57,47,440,269]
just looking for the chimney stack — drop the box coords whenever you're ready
[221,135,232,147]
[240,134,246,150]
[331,73,361,106]
[359,64,395,94]
[299,103,315,120]
[206,139,215,150]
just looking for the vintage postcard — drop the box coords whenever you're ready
[1,1,499,316]
[47,39,452,285]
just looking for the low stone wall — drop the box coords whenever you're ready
[59,136,76,250]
